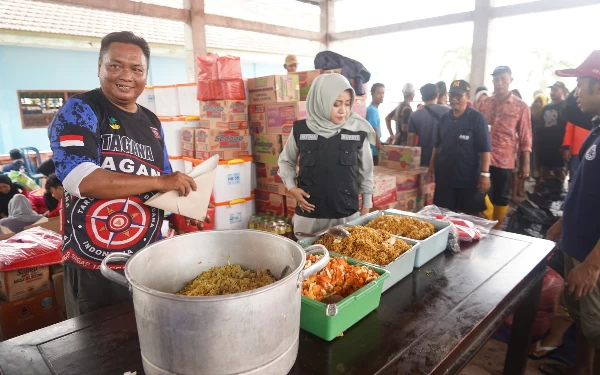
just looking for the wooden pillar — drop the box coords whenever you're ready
[470,0,492,90]
[184,0,207,82]
[319,0,334,51]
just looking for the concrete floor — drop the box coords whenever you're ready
[459,338,563,375]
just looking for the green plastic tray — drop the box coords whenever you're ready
[300,252,390,341]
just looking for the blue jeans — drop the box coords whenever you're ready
[569,154,581,182]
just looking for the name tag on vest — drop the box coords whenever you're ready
[459,135,470,141]
[300,134,318,140]
[341,134,360,141]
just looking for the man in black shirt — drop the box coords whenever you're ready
[428,80,491,214]
[49,31,206,318]
[538,81,569,182]
[385,83,414,145]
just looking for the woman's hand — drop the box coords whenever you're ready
[360,207,370,216]
[289,188,315,213]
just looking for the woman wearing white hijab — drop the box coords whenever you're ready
[278,73,376,238]
[0,194,43,233]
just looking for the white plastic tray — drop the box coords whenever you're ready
[347,209,450,267]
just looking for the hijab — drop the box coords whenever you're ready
[0,174,22,216]
[305,73,376,145]
[531,93,548,124]
[7,194,42,223]
[475,90,489,109]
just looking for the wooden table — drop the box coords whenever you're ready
[0,231,555,375]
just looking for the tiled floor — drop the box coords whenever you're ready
[459,338,564,375]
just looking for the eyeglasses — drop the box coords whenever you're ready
[448,92,465,99]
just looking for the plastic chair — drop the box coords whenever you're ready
[20,147,44,185]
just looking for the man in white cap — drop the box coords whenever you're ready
[284,55,298,73]
[385,83,415,145]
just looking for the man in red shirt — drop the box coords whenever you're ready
[479,66,532,228]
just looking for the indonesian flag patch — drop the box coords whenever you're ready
[60,135,84,147]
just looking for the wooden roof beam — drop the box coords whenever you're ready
[205,14,322,42]
[33,0,189,22]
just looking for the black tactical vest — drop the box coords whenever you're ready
[293,120,367,219]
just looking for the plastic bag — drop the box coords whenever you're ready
[197,79,246,101]
[217,55,243,80]
[0,227,62,271]
[196,54,242,81]
[506,200,559,239]
[505,267,564,337]
[416,205,498,252]
[196,54,218,81]
[7,170,40,191]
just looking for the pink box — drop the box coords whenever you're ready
[266,102,306,135]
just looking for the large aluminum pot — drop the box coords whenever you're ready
[100,230,328,375]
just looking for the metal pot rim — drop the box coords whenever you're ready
[124,230,307,302]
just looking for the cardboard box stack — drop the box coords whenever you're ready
[370,144,435,213]
[0,227,64,340]
[248,73,300,220]
[184,55,255,230]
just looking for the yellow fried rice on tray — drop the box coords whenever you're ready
[365,215,435,240]
[315,226,411,266]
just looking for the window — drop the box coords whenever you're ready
[18,91,84,129]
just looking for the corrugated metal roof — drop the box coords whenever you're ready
[0,0,320,55]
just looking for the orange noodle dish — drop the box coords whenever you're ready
[301,254,379,302]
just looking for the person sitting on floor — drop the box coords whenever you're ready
[1,149,24,173]
[0,194,43,233]
[0,174,29,219]
[44,174,63,218]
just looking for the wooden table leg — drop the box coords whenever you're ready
[503,268,545,375]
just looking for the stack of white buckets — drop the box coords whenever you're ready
[137,85,255,230]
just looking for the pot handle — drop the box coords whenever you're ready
[301,244,330,280]
[100,252,131,288]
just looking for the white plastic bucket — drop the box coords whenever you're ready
[213,197,255,230]
[169,156,186,173]
[154,85,179,117]
[137,86,156,113]
[177,83,200,116]
[212,157,253,204]
[159,116,187,156]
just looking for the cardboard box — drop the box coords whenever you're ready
[194,129,250,160]
[372,172,397,207]
[396,189,419,212]
[198,119,248,131]
[247,75,299,104]
[0,266,51,302]
[181,127,196,158]
[0,232,14,241]
[199,100,248,122]
[379,145,421,170]
[420,182,436,196]
[254,190,286,216]
[256,163,288,195]
[24,217,61,234]
[266,102,306,135]
[374,166,427,192]
[285,194,297,218]
[252,134,282,165]
[249,104,267,135]
[0,288,60,341]
[291,69,342,101]
[256,179,288,196]
[51,272,66,321]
